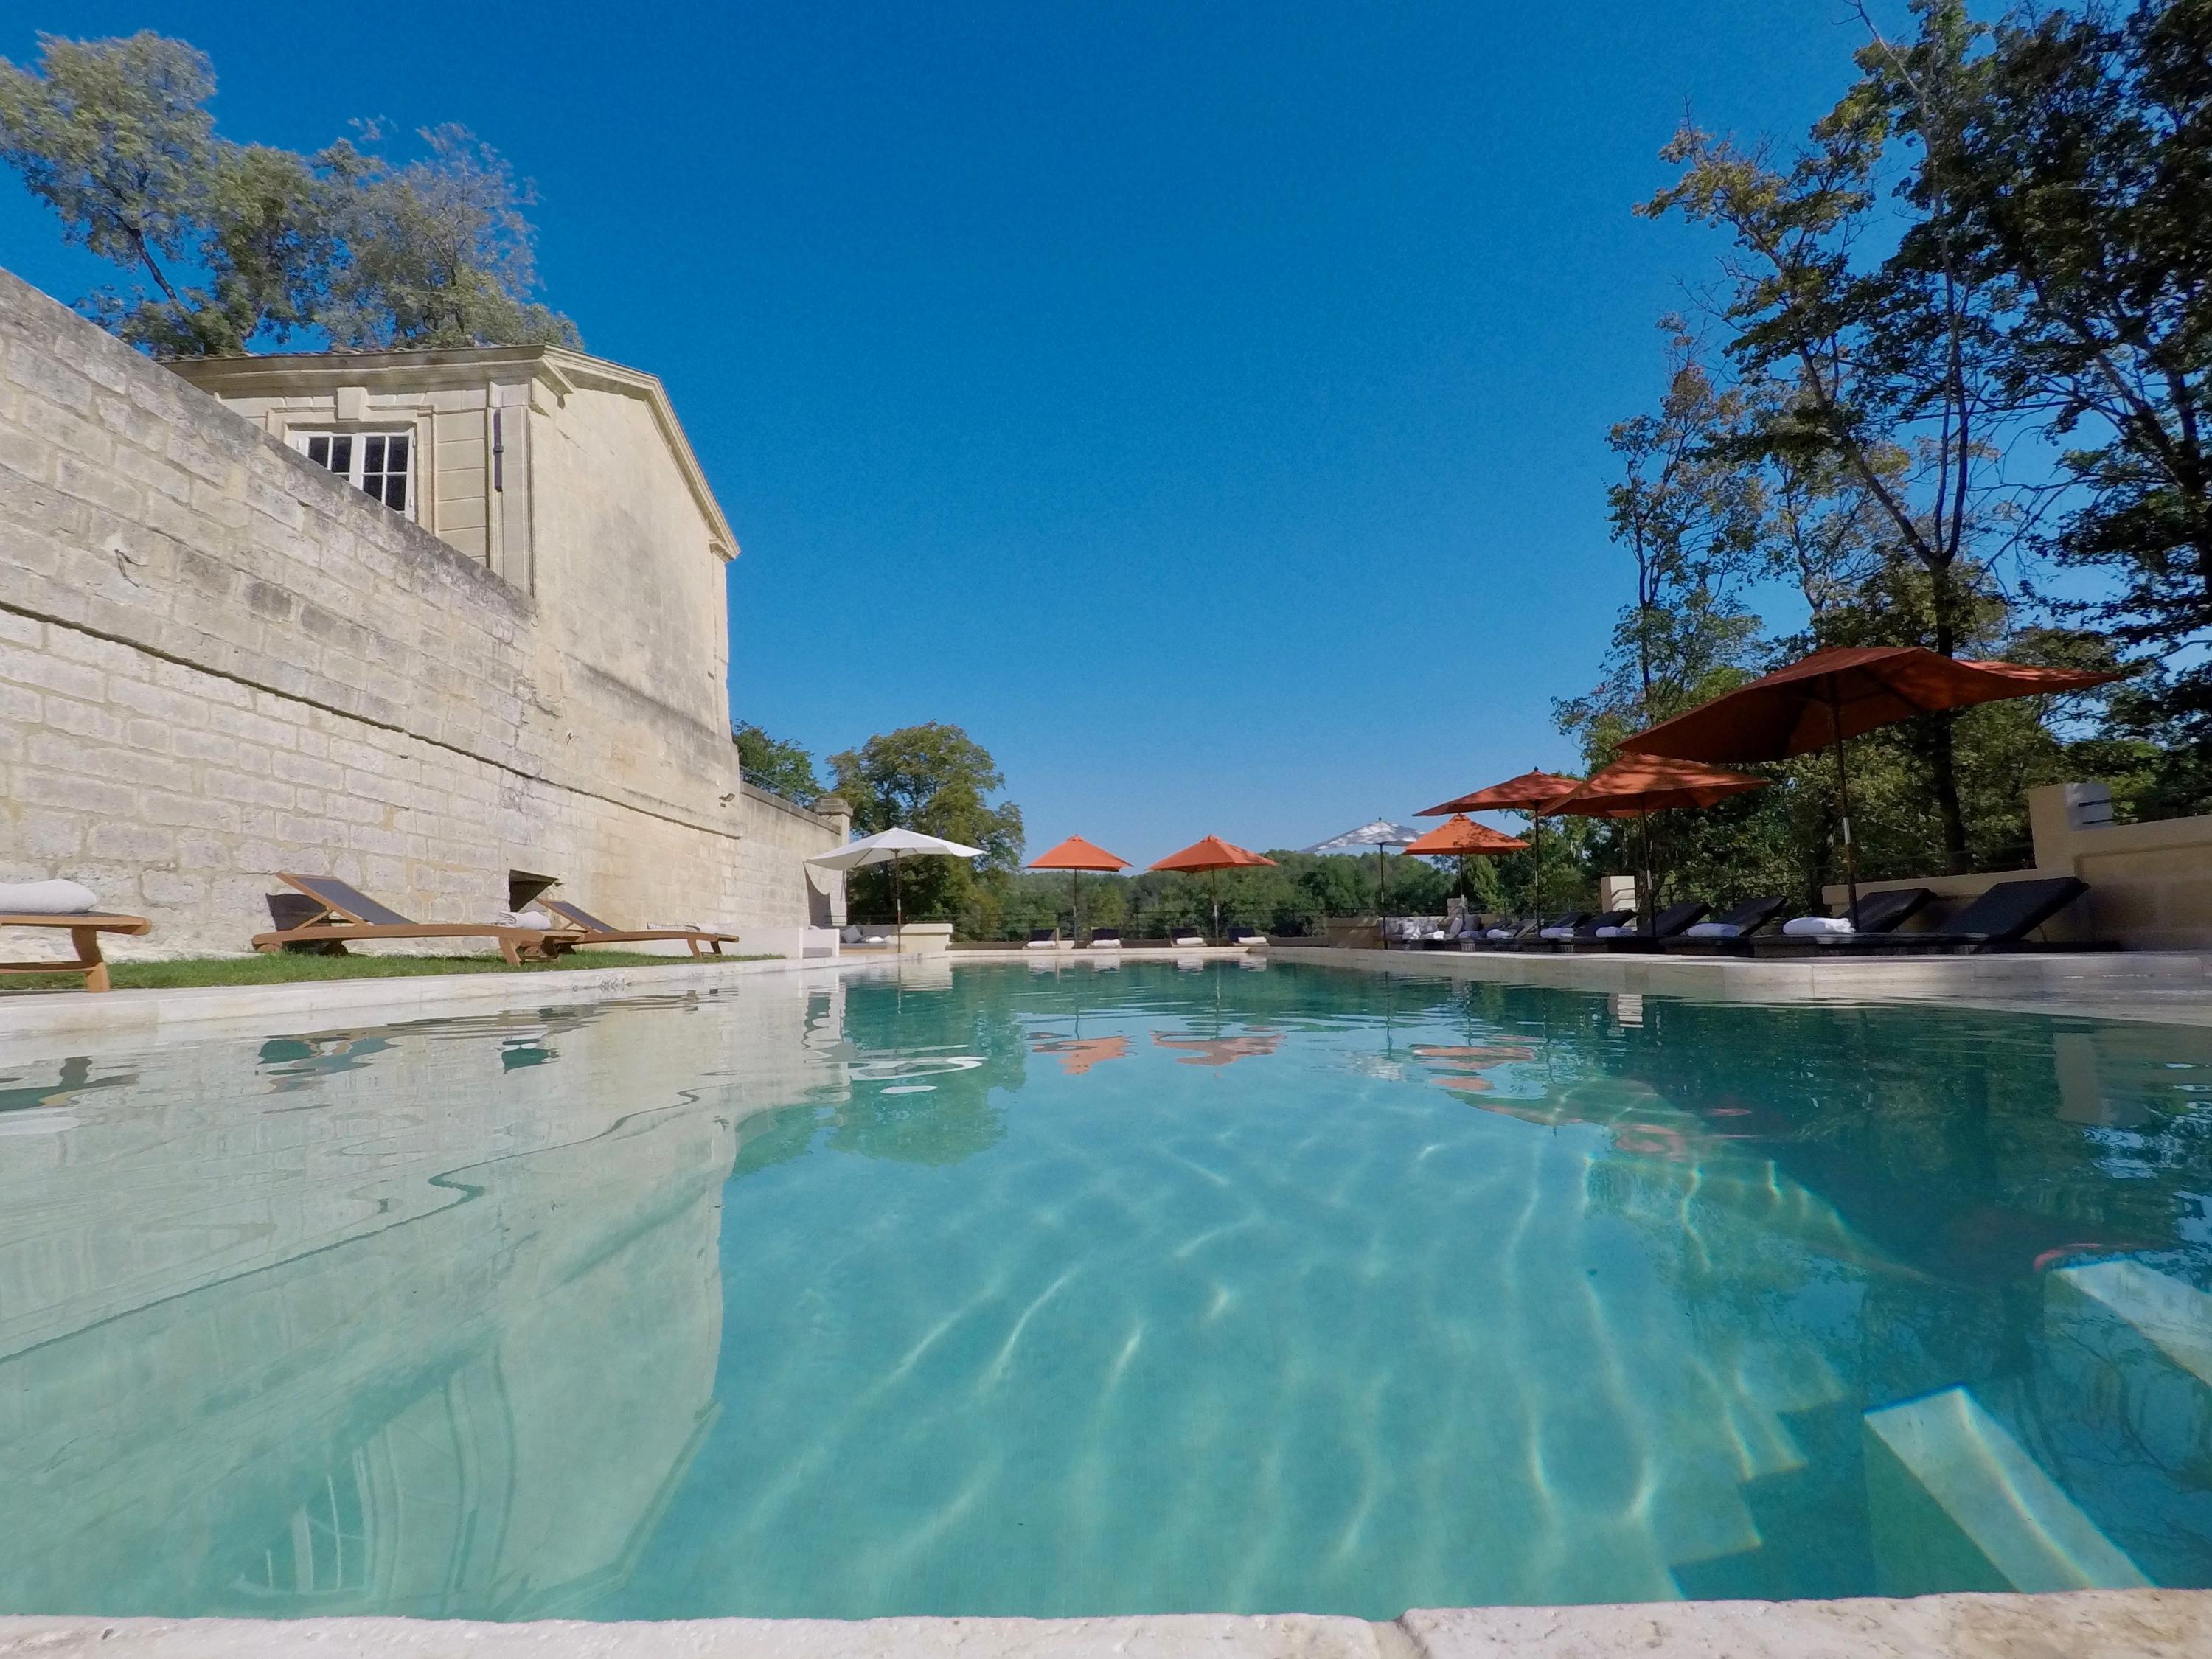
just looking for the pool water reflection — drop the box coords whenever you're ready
[1,961,2208,1620]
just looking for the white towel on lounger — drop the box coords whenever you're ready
[1538,926,1575,940]
[1782,915,1852,936]
[1683,922,1741,938]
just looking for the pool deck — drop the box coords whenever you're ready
[4,1590,2209,1658]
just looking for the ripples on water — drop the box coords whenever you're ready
[1,961,2208,1620]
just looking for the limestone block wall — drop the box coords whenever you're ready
[0,266,841,956]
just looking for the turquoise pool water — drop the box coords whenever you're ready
[1,960,2208,1619]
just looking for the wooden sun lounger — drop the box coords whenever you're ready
[0,912,151,992]
[251,874,552,965]
[541,899,740,956]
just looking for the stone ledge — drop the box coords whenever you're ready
[1,1592,2207,1659]
[0,952,922,1066]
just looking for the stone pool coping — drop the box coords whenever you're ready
[4,1591,2209,1658]
[0,952,921,1065]
[1270,945,2212,1028]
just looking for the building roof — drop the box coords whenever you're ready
[168,344,740,560]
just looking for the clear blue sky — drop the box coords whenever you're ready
[1,3,1909,862]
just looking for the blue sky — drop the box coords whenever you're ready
[1,3,1910,861]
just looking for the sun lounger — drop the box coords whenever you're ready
[1563,900,1711,952]
[540,899,740,956]
[1543,909,1630,947]
[1746,887,1935,954]
[1023,928,1060,951]
[0,897,150,992]
[1481,911,1580,950]
[1812,877,2093,954]
[1227,926,1266,946]
[251,874,555,965]
[1169,925,1208,947]
[1660,895,1788,954]
[1085,929,1122,951]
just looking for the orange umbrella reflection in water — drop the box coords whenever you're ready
[1031,1034,1130,1076]
[1151,1031,1284,1068]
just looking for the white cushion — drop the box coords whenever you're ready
[1023,939,1056,950]
[1486,928,1514,940]
[1782,915,1852,937]
[1594,925,1627,938]
[0,879,100,915]
[1088,940,1121,950]
[1538,926,1574,940]
[1172,935,1203,945]
[1684,921,1741,939]
[498,909,557,930]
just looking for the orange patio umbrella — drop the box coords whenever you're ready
[1148,835,1279,942]
[1419,770,1582,914]
[1543,757,1770,930]
[1403,814,1528,909]
[1028,834,1131,942]
[1618,645,2125,919]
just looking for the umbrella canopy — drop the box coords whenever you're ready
[1402,815,1529,855]
[1028,834,1130,872]
[1149,835,1278,942]
[805,826,987,869]
[807,827,986,943]
[1150,835,1278,873]
[1419,771,1582,917]
[1618,646,2126,762]
[1420,770,1583,816]
[1543,756,1770,818]
[1301,819,1426,853]
[1027,834,1131,942]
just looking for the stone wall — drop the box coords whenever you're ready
[0,266,841,957]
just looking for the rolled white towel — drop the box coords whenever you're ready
[498,909,559,930]
[1538,925,1575,941]
[1594,925,1627,938]
[1782,915,1853,937]
[1023,939,1057,950]
[1485,928,1514,941]
[0,878,100,914]
[1683,921,1741,939]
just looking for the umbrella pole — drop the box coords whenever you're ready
[893,851,904,953]
[1377,848,1388,947]
[1826,683,1863,924]
[1530,810,1543,918]
[1211,870,1221,943]
[1639,809,1655,933]
[1071,869,1080,942]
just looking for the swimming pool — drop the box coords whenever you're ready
[1,960,2207,1620]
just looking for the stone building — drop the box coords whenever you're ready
[0,267,845,958]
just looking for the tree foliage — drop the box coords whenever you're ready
[0,32,577,355]
[830,723,1024,925]
[733,722,826,804]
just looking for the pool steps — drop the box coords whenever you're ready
[2055,1259,2212,1388]
[1863,1387,2152,1592]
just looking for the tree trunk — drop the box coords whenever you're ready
[1926,567,1972,873]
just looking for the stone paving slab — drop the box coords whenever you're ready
[4,1593,2208,1659]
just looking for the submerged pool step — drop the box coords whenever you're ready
[1862,1386,2152,1595]
[2053,1260,2212,1389]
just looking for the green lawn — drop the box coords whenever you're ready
[4,950,776,993]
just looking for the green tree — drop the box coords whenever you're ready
[1641,32,2022,869]
[1859,0,2212,810]
[733,722,824,804]
[0,32,576,355]
[830,723,1023,929]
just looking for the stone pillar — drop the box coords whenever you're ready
[2028,781,2112,870]
[812,796,852,928]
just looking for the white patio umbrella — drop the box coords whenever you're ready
[1303,819,1425,939]
[806,827,987,950]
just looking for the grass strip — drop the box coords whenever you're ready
[4,950,777,992]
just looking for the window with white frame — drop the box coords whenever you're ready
[293,430,414,518]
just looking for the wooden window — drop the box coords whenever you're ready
[294,429,414,518]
